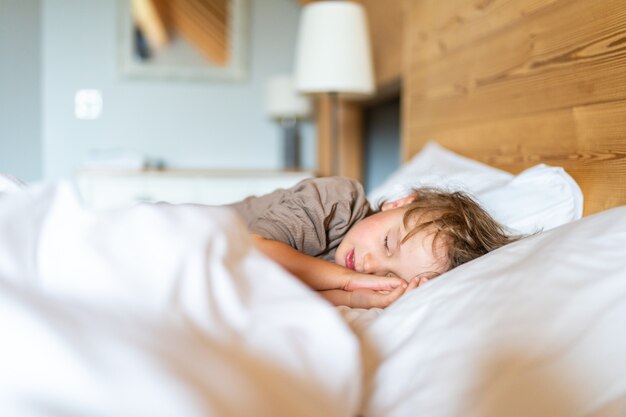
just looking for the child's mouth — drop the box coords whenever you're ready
[345,249,355,270]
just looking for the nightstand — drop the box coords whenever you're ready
[76,169,314,210]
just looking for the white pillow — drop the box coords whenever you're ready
[477,164,583,234]
[367,141,582,234]
[362,205,626,417]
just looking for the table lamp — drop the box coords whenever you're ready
[265,75,312,170]
[294,0,375,176]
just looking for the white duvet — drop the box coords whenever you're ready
[2,178,626,417]
[0,183,361,417]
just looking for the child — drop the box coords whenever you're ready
[228,177,517,309]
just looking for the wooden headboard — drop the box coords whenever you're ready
[400,0,626,215]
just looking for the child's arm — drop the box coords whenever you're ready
[251,234,408,307]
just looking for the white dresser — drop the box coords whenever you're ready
[76,169,314,210]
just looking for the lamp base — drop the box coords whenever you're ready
[281,118,300,170]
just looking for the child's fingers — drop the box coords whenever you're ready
[347,284,403,308]
[368,278,421,308]
[345,275,406,291]
[346,275,433,308]
[357,284,406,308]
[375,284,407,307]
[405,277,421,292]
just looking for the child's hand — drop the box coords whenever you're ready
[343,274,407,292]
[321,276,423,309]
[346,277,421,309]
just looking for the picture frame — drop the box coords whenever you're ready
[117,0,248,82]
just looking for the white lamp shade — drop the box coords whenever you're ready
[265,75,312,119]
[294,1,375,96]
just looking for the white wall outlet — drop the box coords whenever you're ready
[74,89,103,120]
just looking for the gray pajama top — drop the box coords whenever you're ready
[227,177,371,261]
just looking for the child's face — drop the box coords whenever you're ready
[335,205,447,282]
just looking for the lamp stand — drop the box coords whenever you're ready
[280,117,300,170]
[330,91,340,176]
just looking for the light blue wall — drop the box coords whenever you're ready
[0,0,42,182]
[40,0,314,181]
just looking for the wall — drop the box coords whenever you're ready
[42,0,314,181]
[363,97,400,193]
[402,0,626,215]
[0,0,42,182]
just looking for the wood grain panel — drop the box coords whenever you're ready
[405,101,626,215]
[405,0,626,128]
[362,0,403,90]
[403,0,626,215]
[406,0,561,64]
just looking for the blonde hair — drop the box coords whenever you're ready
[398,188,520,272]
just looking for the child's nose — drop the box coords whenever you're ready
[363,253,381,275]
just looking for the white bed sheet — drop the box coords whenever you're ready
[359,205,626,417]
[0,183,362,416]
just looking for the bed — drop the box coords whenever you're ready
[356,0,626,415]
[1,168,625,416]
[2,0,626,416]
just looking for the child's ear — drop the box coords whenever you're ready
[380,194,417,211]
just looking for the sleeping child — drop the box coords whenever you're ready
[228,177,517,309]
